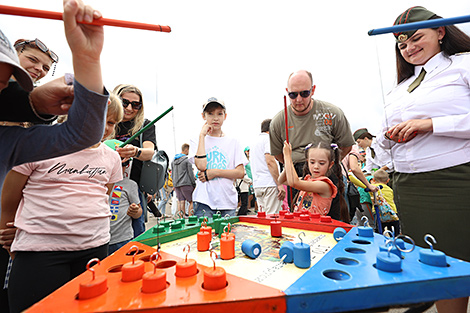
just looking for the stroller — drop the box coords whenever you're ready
[366,185,400,234]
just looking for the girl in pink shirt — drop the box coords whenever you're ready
[280,141,346,219]
[1,94,124,312]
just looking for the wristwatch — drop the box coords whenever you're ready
[135,148,142,158]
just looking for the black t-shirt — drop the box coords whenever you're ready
[116,119,157,184]
[0,80,56,124]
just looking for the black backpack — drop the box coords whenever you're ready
[139,150,169,196]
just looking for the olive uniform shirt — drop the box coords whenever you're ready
[270,99,355,164]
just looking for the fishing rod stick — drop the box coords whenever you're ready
[368,15,470,36]
[283,95,294,211]
[284,95,289,144]
[119,106,174,148]
[0,4,171,32]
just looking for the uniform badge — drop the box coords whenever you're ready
[398,34,408,42]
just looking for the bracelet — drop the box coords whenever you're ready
[204,170,209,181]
[29,94,56,122]
[195,155,207,159]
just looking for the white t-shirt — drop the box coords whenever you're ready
[11,143,122,251]
[251,133,278,188]
[189,135,247,210]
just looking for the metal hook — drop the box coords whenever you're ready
[387,243,394,257]
[424,234,437,252]
[127,245,140,264]
[224,214,231,220]
[150,252,161,274]
[394,234,415,254]
[383,229,394,241]
[183,244,190,262]
[298,231,306,245]
[216,210,221,216]
[361,216,369,228]
[202,217,208,227]
[210,250,218,270]
[86,258,100,281]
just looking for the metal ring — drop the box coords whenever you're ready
[394,235,415,254]
[424,234,437,252]
[210,250,218,270]
[86,258,100,281]
[361,216,369,228]
[183,244,190,262]
[298,231,306,244]
[150,251,161,273]
[383,230,394,240]
[127,245,140,264]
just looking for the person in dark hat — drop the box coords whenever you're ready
[378,6,470,312]
[353,128,393,174]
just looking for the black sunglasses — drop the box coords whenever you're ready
[15,38,59,63]
[287,89,311,99]
[121,98,142,110]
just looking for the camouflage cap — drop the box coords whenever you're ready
[353,128,369,141]
[393,6,437,43]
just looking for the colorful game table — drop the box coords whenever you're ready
[25,215,470,312]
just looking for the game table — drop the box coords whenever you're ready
[25,214,470,313]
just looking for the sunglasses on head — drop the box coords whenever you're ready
[287,89,311,99]
[121,98,142,110]
[15,38,59,63]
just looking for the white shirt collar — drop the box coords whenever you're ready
[418,52,446,76]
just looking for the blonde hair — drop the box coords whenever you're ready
[104,93,124,140]
[113,84,145,136]
[373,169,389,184]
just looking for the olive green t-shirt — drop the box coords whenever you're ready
[269,99,355,164]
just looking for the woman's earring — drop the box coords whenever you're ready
[439,40,443,45]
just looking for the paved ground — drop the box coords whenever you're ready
[145,201,467,313]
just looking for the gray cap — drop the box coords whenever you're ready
[202,97,226,112]
[0,29,33,92]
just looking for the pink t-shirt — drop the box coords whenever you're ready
[294,175,337,215]
[341,144,361,176]
[11,143,123,252]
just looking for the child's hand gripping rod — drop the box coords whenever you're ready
[365,185,383,234]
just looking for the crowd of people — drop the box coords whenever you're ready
[0,2,468,313]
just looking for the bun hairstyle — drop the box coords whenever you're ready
[303,142,350,223]
[113,84,144,136]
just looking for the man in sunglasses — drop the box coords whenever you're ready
[269,70,355,220]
